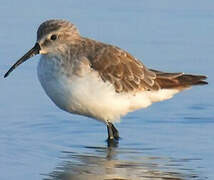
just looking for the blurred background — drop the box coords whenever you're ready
[0,0,213,179]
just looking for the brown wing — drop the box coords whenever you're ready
[89,45,159,93]
[150,69,208,89]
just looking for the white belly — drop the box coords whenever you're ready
[37,56,179,123]
[37,56,131,123]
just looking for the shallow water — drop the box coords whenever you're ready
[0,1,213,179]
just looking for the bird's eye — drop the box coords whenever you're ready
[50,34,57,41]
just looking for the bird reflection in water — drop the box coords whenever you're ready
[42,145,200,180]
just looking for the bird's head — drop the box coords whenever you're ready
[4,19,79,78]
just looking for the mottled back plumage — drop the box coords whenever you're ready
[88,44,158,92]
[73,38,207,93]
[35,19,208,94]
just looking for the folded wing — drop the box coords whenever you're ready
[89,45,207,93]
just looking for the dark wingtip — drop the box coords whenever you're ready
[196,75,208,85]
[182,74,208,86]
[198,80,208,85]
[199,75,208,80]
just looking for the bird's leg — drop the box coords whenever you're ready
[106,122,119,147]
[107,122,114,141]
[111,123,120,140]
[107,122,120,141]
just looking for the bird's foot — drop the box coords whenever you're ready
[106,137,119,147]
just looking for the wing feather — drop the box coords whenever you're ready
[80,39,207,92]
[89,45,157,93]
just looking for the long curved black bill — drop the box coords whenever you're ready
[4,43,41,78]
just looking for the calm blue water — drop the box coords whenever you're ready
[0,1,213,179]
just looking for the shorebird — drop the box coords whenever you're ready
[4,19,207,144]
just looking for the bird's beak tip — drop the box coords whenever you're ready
[4,43,41,78]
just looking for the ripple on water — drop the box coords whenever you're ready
[42,146,205,180]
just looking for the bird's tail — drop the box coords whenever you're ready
[150,69,208,90]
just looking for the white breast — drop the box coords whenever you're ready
[37,55,72,111]
[37,55,130,123]
[37,55,179,123]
